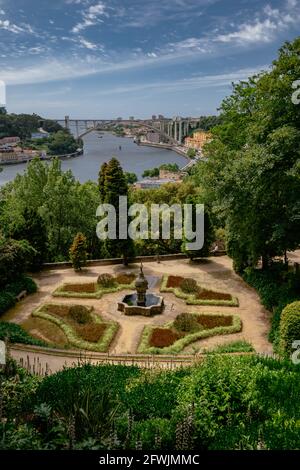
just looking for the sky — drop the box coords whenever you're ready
[0,0,299,119]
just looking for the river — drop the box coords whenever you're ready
[0,131,186,186]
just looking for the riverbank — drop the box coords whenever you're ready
[0,148,83,166]
[138,141,190,160]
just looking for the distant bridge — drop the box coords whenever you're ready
[53,116,204,144]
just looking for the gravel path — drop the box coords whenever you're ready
[3,255,277,359]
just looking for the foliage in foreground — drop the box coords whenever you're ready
[1,356,300,450]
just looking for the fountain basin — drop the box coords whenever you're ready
[118,293,164,316]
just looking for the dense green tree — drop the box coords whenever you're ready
[124,172,138,184]
[98,162,108,203]
[10,208,48,270]
[181,195,214,260]
[195,37,300,271]
[47,130,78,155]
[0,235,36,288]
[69,232,87,271]
[100,158,135,264]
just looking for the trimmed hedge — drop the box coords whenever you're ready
[32,305,118,352]
[0,276,37,316]
[0,322,47,347]
[138,312,242,354]
[206,340,255,354]
[160,275,239,307]
[279,301,300,357]
[53,279,135,299]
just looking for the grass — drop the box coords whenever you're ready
[137,312,242,354]
[32,304,119,352]
[204,340,255,354]
[52,279,135,299]
[160,275,239,307]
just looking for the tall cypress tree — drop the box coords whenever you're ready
[98,162,108,203]
[100,158,135,264]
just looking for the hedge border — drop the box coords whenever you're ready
[137,312,242,354]
[32,304,119,352]
[52,280,135,299]
[160,275,239,307]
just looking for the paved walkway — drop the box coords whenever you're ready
[3,255,278,367]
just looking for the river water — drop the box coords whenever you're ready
[0,131,186,186]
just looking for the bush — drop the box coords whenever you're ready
[97,273,116,288]
[0,291,15,316]
[69,305,92,324]
[242,266,300,348]
[180,278,198,294]
[279,301,300,357]
[173,313,200,332]
[0,276,37,316]
[207,340,254,353]
[0,322,47,346]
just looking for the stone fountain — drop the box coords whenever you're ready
[117,262,164,316]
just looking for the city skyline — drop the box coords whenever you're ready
[0,0,299,118]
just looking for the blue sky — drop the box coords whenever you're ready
[0,0,299,118]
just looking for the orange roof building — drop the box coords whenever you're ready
[184,130,212,150]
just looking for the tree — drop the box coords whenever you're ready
[100,158,135,264]
[10,208,48,270]
[98,162,108,203]
[195,37,300,272]
[187,148,196,159]
[69,232,87,271]
[124,172,138,185]
[142,167,159,178]
[181,195,214,261]
[0,234,36,288]
[48,130,78,155]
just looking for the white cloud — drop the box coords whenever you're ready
[71,2,107,33]
[78,37,98,50]
[216,1,299,45]
[0,9,5,15]
[0,17,36,35]
[216,19,278,44]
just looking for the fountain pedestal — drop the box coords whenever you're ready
[117,263,164,316]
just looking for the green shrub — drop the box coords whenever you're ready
[243,266,300,348]
[0,292,15,315]
[97,273,116,288]
[173,313,200,333]
[279,301,300,357]
[0,322,47,346]
[207,340,254,353]
[180,278,198,294]
[69,305,92,324]
[0,276,37,316]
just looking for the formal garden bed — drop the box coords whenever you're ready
[160,275,239,306]
[53,273,136,299]
[32,303,118,352]
[138,311,242,354]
